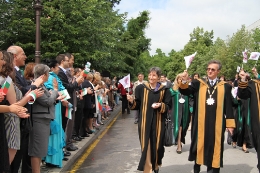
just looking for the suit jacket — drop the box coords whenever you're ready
[32,85,59,119]
[82,80,95,109]
[57,67,78,104]
[15,69,37,95]
[15,68,38,130]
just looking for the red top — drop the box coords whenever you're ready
[117,83,133,95]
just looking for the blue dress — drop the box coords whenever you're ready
[43,72,66,167]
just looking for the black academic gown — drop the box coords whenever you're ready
[129,82,172,171]
[179,79,235,168]
[237,79,260,169]
[232,98,252,148]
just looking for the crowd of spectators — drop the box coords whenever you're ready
[0,46,121,173]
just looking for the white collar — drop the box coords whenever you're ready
[59,66,66,73]
[15,66,20,71]
[208,78,217,84]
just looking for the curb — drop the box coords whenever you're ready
[54,106,121,172]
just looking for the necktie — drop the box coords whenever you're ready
[210,81,214,86]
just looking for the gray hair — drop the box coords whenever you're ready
[207,60,222,70]
[7,46,19,54]
[33,64,50,79]
[148,67,162,77]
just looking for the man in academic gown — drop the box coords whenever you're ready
[179,60,235,173]
[238,69,260,172]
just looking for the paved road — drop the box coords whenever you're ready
[64,111,259,173]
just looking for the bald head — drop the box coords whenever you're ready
[7,46,27,67]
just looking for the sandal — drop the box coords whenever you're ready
[242,148,249,153]
[176,149,182,154]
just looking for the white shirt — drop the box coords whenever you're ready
[137,80,143,85]
[59,66,66,73]
[208,78,217,86]
[15,66,20,71]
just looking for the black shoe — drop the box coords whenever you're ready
[64,151,71,156]
[154,169,159,173]
[46,163,58,168]
[82,133,90,137]
[78,136,85,139]
[86,130,93,134]
[63,157,69,161]
[134,120,138,124]
[67,146,78,151]
[73,136,82,141]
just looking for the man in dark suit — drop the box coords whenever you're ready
[56,54,84,153]
[7,46,44,173]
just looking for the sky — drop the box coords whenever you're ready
[115,0,260,55]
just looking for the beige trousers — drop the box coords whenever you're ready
[143,139,159,173]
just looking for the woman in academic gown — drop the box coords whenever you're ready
[170,73,191,154]
[127,67,172,173]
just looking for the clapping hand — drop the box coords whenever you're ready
[87,87,93,94]
[57,92,66,101]
[53,78,58,91]
[32,75,45,87]
[9,103,29,118]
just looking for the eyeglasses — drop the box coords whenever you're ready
[207,68,217,72]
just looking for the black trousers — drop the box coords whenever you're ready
[74,107,83,136]
[194,163,220,173]
[61,106,68,131]
[10,129,31,173]
[121,95,129,113]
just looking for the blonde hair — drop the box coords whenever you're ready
[173,73,183,91]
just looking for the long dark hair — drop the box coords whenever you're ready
[0,50,16,82]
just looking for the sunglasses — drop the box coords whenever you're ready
[207,68,217,72]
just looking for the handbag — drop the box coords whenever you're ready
[164,113,174,147]
[227,130,232,145]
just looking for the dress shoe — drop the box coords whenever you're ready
[67,145,78,151]
[46,163,58,168]
[63,158,69,161]
[154,169,159,173]
[98,121,104,125]
[73,136,82,141]
[86,130,93,134]
[78,136,85,139]
[64,151,71,156]
[134,120,138,124]
[83,133,90,137]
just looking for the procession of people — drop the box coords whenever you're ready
[126,58,260,173]
[1,45,260,173]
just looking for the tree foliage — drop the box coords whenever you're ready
[0,0,150,79]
